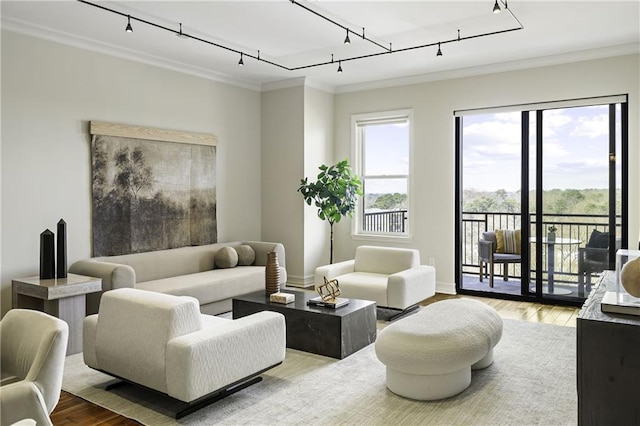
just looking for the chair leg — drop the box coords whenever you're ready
[503,263,509,281]
[489,262,495,288]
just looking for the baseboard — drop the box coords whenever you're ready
[436,281,456,295]
[285,274,315,288]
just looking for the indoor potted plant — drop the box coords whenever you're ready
[298,160,363,264]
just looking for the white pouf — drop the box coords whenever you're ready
[375,298,503,400]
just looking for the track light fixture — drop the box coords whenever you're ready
[79,0,523,73]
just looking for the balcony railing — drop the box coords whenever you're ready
[463,211,621,282]
[363,209,408,233]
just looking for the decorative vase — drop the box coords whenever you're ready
[265,251,280,296]
[57,219,67,279]
[621,256,640,297]
[547,232,556,243]
[40,229,55,279]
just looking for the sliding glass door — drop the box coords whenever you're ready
[456,96,628,304]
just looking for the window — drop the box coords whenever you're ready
[352,110,412,238]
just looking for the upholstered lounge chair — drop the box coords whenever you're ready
[83,288,286,418]
[478,230,521,288]
[0,309,69,426]
[314,245,436,320]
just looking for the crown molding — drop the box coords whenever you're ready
[261,77,334,94]
[1,16,262,92]
[334,42,640,94]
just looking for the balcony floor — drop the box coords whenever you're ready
[461,273,595,301]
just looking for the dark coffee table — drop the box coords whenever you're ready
[232,289,376,359]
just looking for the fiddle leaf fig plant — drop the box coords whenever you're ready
[298,159,363,264]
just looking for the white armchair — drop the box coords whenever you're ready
[83,288,286,418]
[0,309,69,426]
[315,246,435,319]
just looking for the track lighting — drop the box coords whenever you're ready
[79,0,523,73]
[176,23,187,38]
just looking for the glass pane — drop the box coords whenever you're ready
[363,122,409,176]
[460,112,523,296]
[541,105,613,302]
[362,178,408,234]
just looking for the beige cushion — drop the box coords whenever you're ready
[236,245,256,266]
[215,247,238,269]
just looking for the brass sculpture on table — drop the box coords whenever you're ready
[317,276,341,303]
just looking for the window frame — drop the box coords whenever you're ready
[351,109,413,241]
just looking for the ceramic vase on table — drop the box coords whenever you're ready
[265,251,281,296]
[547,232,556,243]
[621,256,640,297]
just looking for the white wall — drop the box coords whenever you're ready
[333,54,640,294]
[0,31,262,315]
[261,86,305,284]
[303,87,334,279]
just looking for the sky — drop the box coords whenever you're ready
[462,104,622,192]
[362,121,409,194]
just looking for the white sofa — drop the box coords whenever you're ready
[69,241,286,315]
[84,288,286,418]
[315,246,435,317]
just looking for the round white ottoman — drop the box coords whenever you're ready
[375,298,503,400]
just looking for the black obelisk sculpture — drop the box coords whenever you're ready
[57,219,67,279]
[40,229,55,279]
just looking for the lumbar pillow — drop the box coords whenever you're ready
[236,244,256,266]
[215,246,238,269]
[496,229,522,254]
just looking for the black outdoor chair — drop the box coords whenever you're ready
[578,229,620,295]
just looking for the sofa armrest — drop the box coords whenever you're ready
[387,265,436,310]
[314,260,356,288]
[165,311,286,402]
[82,314,99,369]
[0,381,53,426]
[69,260,135,291]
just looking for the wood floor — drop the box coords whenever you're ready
[51,293,579,425]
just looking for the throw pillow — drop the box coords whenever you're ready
[215,246,238,269]
[588,229,609,248]
[236,244,256,266]
[495,229,522,254]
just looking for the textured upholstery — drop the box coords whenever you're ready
[375,299,503,400]
[84,288,286,404]
[0,309,69,426]
[69,241,287,314]
[314,246,435,310]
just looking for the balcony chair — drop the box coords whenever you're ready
[578,229,620,295]
[478,230,522,288]
[0,309,69,426]
[83,288,286,418]
[314,245,436,321]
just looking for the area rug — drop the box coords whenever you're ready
[62,318,577,425]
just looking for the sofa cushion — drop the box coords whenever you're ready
[336,272,389,307]
[354,246,419,275]
[236,245,256,266]
[215,247,238,269]
[135,266,268,306]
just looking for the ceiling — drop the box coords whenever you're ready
[2,1,639,92]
